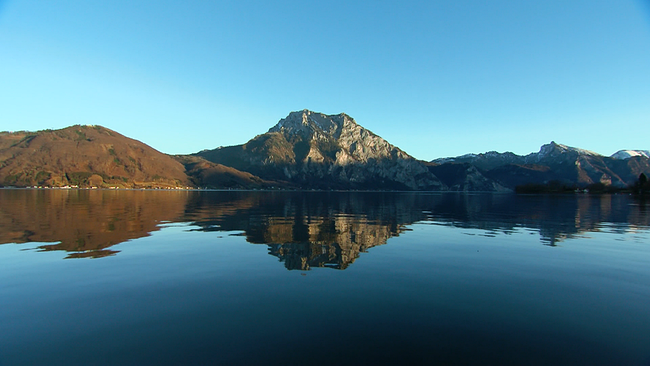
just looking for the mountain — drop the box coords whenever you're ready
[0,125,190,188]
[611,150,650,160]
[196,110,445,190]
[432,151,525,171]
[3,119,646,192]
[432,141,650,189]
[0,125,272,189]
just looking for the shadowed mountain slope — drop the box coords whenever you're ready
[432,141,650,189]
[173,155,282,189]
[425,162,510,192]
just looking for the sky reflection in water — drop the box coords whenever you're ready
[0,190,649,365]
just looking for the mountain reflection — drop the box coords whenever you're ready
[0,189,189,258]
[418,193,649,246]
[0,190,647,265]
[184,192,417,269]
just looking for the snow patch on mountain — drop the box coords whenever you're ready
[533,141,601,161]
[611,150,650,159]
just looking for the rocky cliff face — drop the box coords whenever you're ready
[197,110,445,190]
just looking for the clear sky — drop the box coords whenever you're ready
[1,0,649,160]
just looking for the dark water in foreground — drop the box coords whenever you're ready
[1,189,649,365]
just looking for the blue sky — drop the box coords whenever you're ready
[1,0,649,160]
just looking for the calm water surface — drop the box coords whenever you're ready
[1,189,649,365]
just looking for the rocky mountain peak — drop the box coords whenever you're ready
[266,110,411,163]
[268,110,354,139]
[537,141,564,157]
[533,141,600,161]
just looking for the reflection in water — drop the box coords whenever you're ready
[0,189,648,264]
[0,189,189,258]
[3,190,649,366]
[185,192,416,269]
[419,193,649,246]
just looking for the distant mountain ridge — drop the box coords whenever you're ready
[433,142,600,168]
[611,150,650,160]
[431,141,650,189]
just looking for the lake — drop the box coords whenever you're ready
[1,189,649,365]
